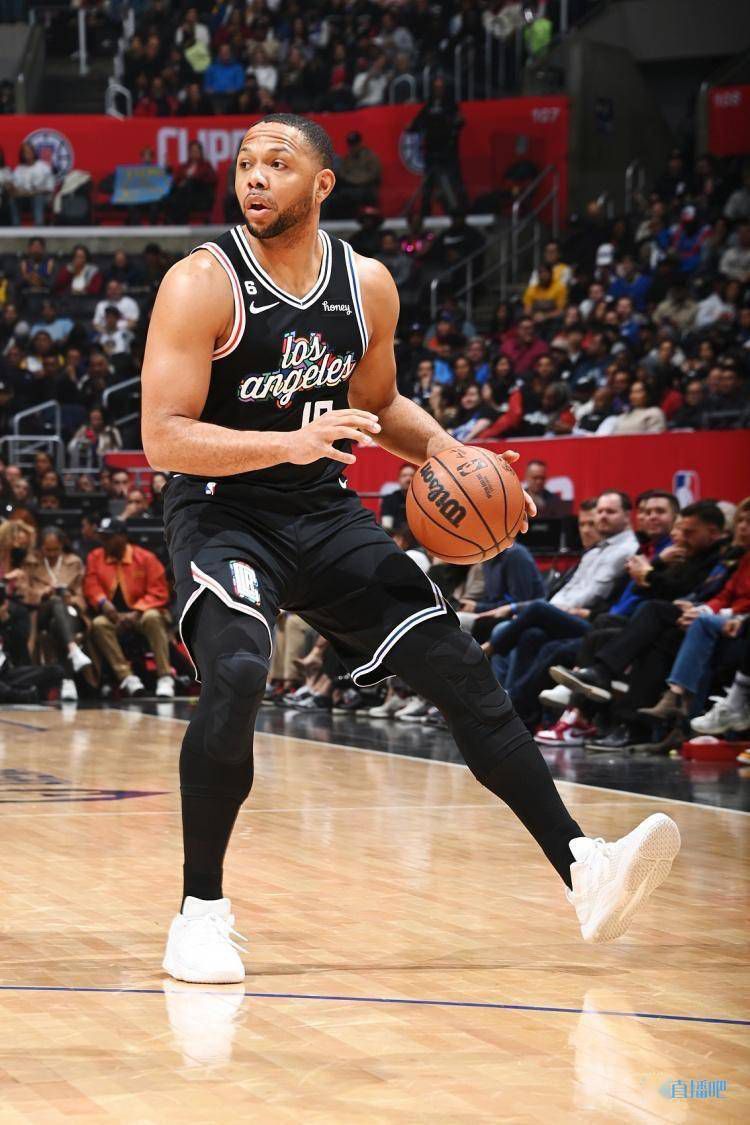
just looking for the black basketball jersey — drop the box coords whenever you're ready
[187,225,369,489]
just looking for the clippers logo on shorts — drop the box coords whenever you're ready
[230,561,260,605]
[418,463,467,528]
[237,330,356,409]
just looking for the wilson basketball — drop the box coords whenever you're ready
[406,447,526,564]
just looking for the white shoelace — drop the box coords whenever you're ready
[201,912,247,953]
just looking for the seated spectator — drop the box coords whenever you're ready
[703,359,748,428]
[694,278,738,329]
[654,280,697,333]
[665,206,712,274]
[178,80,214,116]
[380,463,415,530]
[83,516,174,698]
[521,460,567,518]
[28,300,74,347]
[719,221,750,283]
[608,253,652,311]
[134,75,178,117]
[333,131,382,218]
[105,466,132,516]
[448,383,495,442]
[122,487,151,521]
[602,380,666,435]
[669,378,705,429]
[21,526,90,701]
[428,212,485,271]
[68,407,123,466]
[95,305,135,358]
[523,262,567,321]
[54,245,103,297]
[528,240,572,290]
[93,279,140,334]
[167,141,217,223]
[500,316,549,377]
[724,167,750,223]
[149,471,168,518]
[376,232,412,289]
[204,44,246,111]
[352,54,389,107]
[9,142,54,226]
[19,237,56,294]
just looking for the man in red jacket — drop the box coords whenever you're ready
[83,516,174,697]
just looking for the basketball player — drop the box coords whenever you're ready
[141,116,680,983]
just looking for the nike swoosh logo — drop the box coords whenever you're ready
[248,301,280,314]
[339,477,347,489]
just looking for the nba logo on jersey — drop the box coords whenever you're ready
[673,470,700,507]
[205,481,217,496]
[230,561,260,605]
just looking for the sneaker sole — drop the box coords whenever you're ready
[585,814,681,943]
[549,667,612,702]
[538,693,571,711]
[536,735,585,746]
[162,954,245,985]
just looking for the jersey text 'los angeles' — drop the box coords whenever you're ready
[189,225,369,489]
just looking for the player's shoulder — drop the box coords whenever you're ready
[154,245,233,318]
[345,248,399,316]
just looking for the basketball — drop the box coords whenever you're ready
[406,446,526,564]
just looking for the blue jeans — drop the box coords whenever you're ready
[668,614,744,708]
[490,600,590,694]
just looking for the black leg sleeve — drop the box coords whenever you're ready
[385,616,584,887]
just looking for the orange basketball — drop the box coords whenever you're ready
[406,446,526,564]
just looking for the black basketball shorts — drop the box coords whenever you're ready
[162,474,455,685]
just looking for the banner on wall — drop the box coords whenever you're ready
[708,86,750,156]
[3,98,569,218]
[111,164,172,205]
[112,431,750,514]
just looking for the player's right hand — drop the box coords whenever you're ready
[289,409,381,466]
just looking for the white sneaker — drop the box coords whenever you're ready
[120,673,145,697]
[397,697,431,722]
[60,678,78,702]
[567,813,681,943]
[691,694,750,735]
[156,675,175,699]
[368,694,409,718]
[69,644,92,673]
[538,684,572,710]
[163,896,246,984]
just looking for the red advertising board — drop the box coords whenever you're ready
[3,97,569,218]
[112,430,750,513]
[708,86,750,157]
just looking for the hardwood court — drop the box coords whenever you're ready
[0,704,748,1122]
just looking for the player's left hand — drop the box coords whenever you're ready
[498,449,536,533]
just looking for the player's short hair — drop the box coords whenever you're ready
[253,113,335,170]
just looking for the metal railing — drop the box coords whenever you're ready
[454,40,475,102]
[105,79,132,119]
[102,377,140,412]
[624,159,646,215]
[28,3,88,75]
[11,399,61,439]
[510,164,560,280]
[1,433,65,472]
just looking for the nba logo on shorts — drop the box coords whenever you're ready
[205,481,217,496]
[230,561,260,605]
[673,470,700,508]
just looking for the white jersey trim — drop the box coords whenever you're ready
[191,242,246,361]
[341,240,369,356]
[350,579,448,687]
[230,226,332,309]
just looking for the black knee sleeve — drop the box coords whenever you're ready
[387,619,533,783]
[205,650,268,765]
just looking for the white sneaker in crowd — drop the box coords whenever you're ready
[398,697,431,723]
[60,678,78,702]
[538,684,572,710]
[163,896,246,984]
[567,813,681,943]
[120,673,146,697]
[156,675,175,698]
[691,694,750,735]
[368,694,410,718]
[69,644,92,673]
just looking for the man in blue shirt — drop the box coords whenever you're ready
[608,253,652,311]
[203,44,245,104]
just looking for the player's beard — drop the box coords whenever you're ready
[244,190,315,240]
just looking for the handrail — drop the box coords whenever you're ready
[102,376,140,410]
[511,165,559,279]
[105,80,132,119]
[597,190,615,220]
[11,399,61,437]
[429,236,495,322]
[454,41,475,102]
[1,433,65,472]
[389,74,416,104]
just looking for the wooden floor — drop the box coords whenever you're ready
[0,704,748,1123]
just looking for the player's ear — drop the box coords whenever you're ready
[315,168,336,204]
